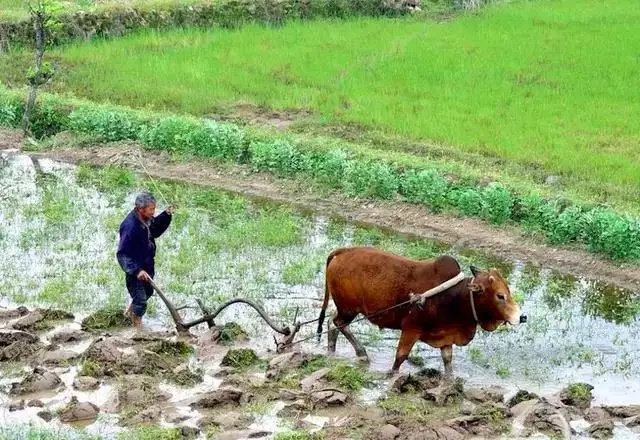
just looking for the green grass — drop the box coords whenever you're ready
[281,256,320,285]
[4,0,639,208]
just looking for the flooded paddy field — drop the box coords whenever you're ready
[1,149,639,440]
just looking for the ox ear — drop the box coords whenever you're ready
[470,265,481,278]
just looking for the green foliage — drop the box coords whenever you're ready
[273,432,325,440]
[116,427,182,440]
[327,362,371,391]
[400,169,449,212]
[282,257,319,285]
[250,139,310,176]
[582,208,640,261]
[69,106,142,142]
[220,348,261,370]
[81,304,131,331]
[309,148,348,186]
[344,160,398,199]
[451,187,483,217]
[481,183,512,225]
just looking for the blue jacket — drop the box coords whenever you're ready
[116,210,172,277]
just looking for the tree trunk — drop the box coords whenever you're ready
[22,12,46,136]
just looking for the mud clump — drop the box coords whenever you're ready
[40,348,81,366]
[310,389,348,408]
[390,368,443,393]
[423,379,464,406]
[211,322,249,345]
[58,396,100,423]
[117,375,170,426]
[10,366,63,395]
[464,386,505,405]
[191,386,245,409]
[73,376,100,391]
[0,329,43,362]
[560,383,594,410]
[50,329,88,345]
[221,348,261,370]
[81,305,131,331]
[199,411,255,431]
[524,403,571,439]
[0,306,29,322]
[587,420,614,439]
[508,390,539,408]
[11,308,74,332]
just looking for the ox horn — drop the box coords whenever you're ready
[470,265,481,277]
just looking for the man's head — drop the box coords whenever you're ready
[135,192,156,221]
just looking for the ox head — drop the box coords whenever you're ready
[469,265,526,331]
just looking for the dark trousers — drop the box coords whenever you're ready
[126,272,154,317]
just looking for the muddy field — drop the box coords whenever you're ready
[1,147,640,439]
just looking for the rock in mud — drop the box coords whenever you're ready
[11,310,45,331]
[371,424,401,440]
[524,403,571,440]
[38,410,53,422]
[603,405,640,419]
[117,375,170,410]
[73,376,100,391]
[447,415,494,437]
[624,415,640,427]
[390,368,442,394]
[27,399,44,407]
[41,349,80,366]
[10,367,62,395]
[310,389,348,408]
[200,411,255,430]
[0,330,42,361]
[266,350,311,380]
[464,386,505,404]
[300,367,331,392]
[278,399,308,418]
[0,306,29,321]
[560,383,594,410]
[59,396,100,423]
[84,337,123,366]
[210,322,249,345]
[422,379,464,406]
[587,420,614,439]
[125,406,163,426]
[585,407,611,424]
[180,426,200,439]
[220,348,260,369]
[8,400,25,411]
[507,390,539,408]
[278,389,304,401]
[50,330,88,345]
[191,387,244,408]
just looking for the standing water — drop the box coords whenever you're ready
[1,150,639,437]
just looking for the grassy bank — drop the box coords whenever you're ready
[1,0,638,207]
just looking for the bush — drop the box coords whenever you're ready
[69,106,141,142]
[399,169,449,212]
[139,116,198,152]
[344,160,398,199]
[451,187,483,217]
[249,139,310,175]
[545,205,585,245]
[481,182,513,225]
[309,147,348,186]
[582,208,640,260]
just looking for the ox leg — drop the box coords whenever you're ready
[441,345,453,377]
[327,314,339,354]
[391,328,420,373]
[334,313,368,362]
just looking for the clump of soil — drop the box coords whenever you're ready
[0,329,43,362]
[81,305,131,331]
[10,366,63,395]
[58,396,100,423]
[560,383,594,410]
[221,348,261,370]
[11,308,74,332]
[211,322,249,346]
[507,390,539,407]
[117,375,170,427]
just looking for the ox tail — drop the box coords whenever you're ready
[317,250,339,343]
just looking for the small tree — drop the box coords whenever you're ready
[22,0,62,136]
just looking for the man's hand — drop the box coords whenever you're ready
[137,270,151,282]
[166,205,175,215]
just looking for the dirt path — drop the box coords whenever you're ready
[4,132,638,290]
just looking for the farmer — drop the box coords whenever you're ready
[117,192,174,328]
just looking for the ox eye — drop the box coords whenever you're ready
[497,294,506,301]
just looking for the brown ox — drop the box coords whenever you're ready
[316,247,525,375]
